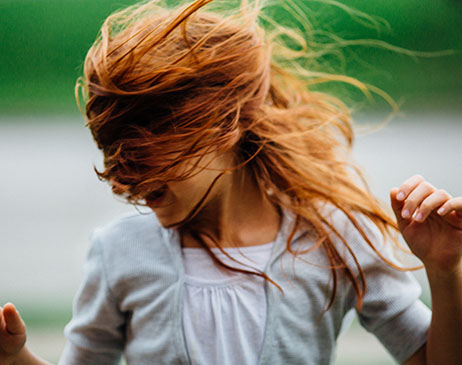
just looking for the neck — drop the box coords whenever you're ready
[181,169,281,248]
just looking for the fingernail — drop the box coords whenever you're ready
[402,209,410,219]
[437,207,445,215]
[397,192,405,201]
[415,212,423,222]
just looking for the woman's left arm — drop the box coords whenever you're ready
[390,174,462,365]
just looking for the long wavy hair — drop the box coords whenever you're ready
[77,0,410,311]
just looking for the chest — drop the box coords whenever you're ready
[116,251,350,365]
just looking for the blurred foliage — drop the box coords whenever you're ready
[0,0,461,115]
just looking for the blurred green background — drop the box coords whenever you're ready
[1,0,461,115]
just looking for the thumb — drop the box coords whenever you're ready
[2,303,25,336]
[390,187,409,232]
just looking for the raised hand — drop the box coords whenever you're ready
[390,175,462,273]
[0,303,27,361]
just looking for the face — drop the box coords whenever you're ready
[144,151,234,228]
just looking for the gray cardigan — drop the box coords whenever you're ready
[60,208,431,364]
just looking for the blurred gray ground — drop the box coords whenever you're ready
[1,112,461,363]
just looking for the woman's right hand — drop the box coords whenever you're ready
[0,302,27,361]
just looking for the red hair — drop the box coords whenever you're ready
[77,0,411,311]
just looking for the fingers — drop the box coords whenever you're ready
[1,303,25,336]
[394,174,425,202]
[414,189,452,222]
[0,303,27,358]
[438,196,462,217]
[392,174,460,224]
[399,180,437,220]
[390,187,406,228]
[0,306,4,332]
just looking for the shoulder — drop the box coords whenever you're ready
[318,204,393,265]
[89,211,179,273]
[320,204,385,244]
[86,211,181,300]
[92,211,163,242]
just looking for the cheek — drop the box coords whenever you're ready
[169,180,202,207]
[167,163,225,210]
[170,171,211,198]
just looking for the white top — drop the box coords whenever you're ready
[59,209,432,364]
[182,241,274,365]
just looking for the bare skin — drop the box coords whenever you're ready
[1,174,461,364]
[0,304,50,365]
[145,151,282,248]
[393,175,462,365]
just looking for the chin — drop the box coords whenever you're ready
[152,208,185,229]
[153,211,176,228]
